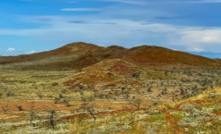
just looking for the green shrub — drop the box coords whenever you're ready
[54,97,60,104]
[52,83,59,86]
[59,94,64,98]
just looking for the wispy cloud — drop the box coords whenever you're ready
[1,15,221,52]
[193,48,205,52]
[68,20,87,23]
[180,29,221,44]
[61,8,104,11]
[172,49,182,51]
[6,48,16,52]
[32,18,52,22]
[2,1,221,54]
[27,50,36,54]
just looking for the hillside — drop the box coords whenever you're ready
[39,42,104,56]
[65,59,142,87]
[109,45,221,67]
[1,42,221,71]
[64,45,127,70]
[1,48,221,134]
[64,59,179,95]
[0,42,104,64]
[93,45,127,59]
[55,44,221,70]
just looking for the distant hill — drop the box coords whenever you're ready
[57,45,127,70]
[0,42,104,64]
[0,42,220,70]
[109,45,221,67]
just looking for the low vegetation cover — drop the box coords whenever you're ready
[1,43,221,133]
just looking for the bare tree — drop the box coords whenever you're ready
[28,106,41,127]
[47,109,56,129]
[80,103,96,122]
[2,106,8,113]
[16,105,23,111]
[129,98,142,110]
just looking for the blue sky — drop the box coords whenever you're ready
[1,0,221,58]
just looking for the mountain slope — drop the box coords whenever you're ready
[0,42,104,64]
[64,59,145,89]
[109,45,221,67]
[50,45,127,70]
[38,42,104,56]
[1,42,221,70]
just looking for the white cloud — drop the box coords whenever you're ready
[180,29,221,44]
[0,18,182,48]
[193,48,205,52]
[27,50,36,54]
[172,49,182,51]
[6,48,16,52]
[61,8,104,11]
[1,15,221,53]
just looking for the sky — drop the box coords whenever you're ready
[1,0,221,58]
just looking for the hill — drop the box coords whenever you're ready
[109,45,221,67]
[65,45,127,70]
[66,44,221,71]
[65,59,142,87]
[37,42,104,56]
[0,42,104,64]
[1,42,221,70]
[64,59,179,92]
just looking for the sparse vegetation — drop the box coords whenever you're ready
[1,44,221,133]
[16,105,23,111]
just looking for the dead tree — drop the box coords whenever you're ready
[2,106,8,113]
[16,105,23,111]
[28,106,41,127]
[129,99,142,110]
[47,109,56,129]
[80,103,96,122]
